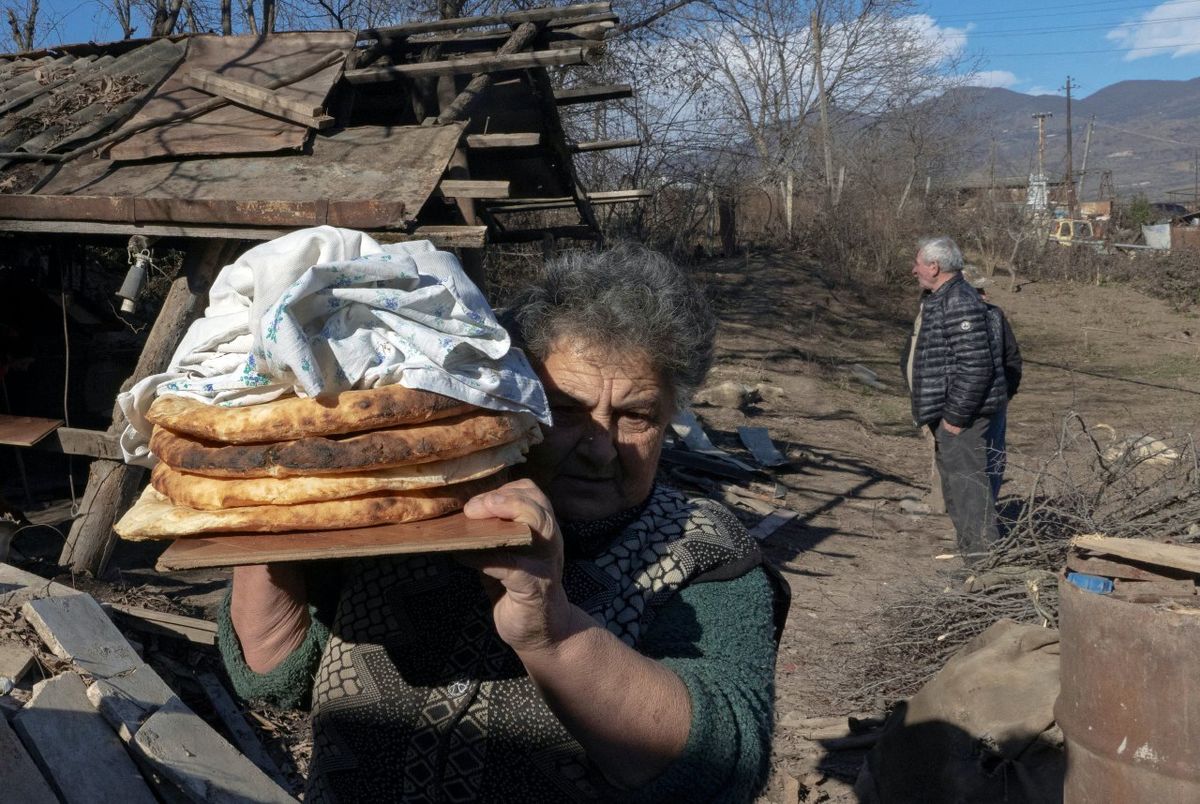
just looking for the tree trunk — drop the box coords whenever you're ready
[221,0,231,34]
[718,193,737,257]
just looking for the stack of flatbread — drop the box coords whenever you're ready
[114,384,540,541]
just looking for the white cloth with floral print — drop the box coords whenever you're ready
[117,226,549,467]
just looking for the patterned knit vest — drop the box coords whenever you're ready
[305,484,759,803]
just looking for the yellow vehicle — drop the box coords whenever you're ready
[1049,218,1104,247]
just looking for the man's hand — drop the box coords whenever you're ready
[457,479,580,654]
[941,420,964,435]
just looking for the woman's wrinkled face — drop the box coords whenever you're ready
[525,340,672,522]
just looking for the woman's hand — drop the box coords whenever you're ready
[458,479,581,654]
[230,564,311,674]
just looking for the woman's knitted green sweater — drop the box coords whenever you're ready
[219,488,781,803]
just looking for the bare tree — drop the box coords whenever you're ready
[5,0,38,50]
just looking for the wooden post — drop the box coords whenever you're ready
[59,239,242,576]
[718,192,737,257]
[811,10,834,205]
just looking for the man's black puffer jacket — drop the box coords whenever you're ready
[910,273,1007,426]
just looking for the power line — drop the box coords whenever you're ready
[964,12,1200,37]
[923,0,1200,23]
[974,41,1200,57]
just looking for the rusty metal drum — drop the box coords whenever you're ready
[1056,577,1200,803]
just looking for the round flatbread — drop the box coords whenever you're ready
[147,386,472,444]
[151,440,530,509]
[115,476,501,540]
[150,411,539,478]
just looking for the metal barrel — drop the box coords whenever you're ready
[1056,577,1200,803]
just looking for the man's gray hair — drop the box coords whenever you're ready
[505,243,716,408]
[917,236,963,273]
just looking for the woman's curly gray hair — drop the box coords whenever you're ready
[505,243,716,408]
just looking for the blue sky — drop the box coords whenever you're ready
[19,0,1200,100]
[920,0,1200,97]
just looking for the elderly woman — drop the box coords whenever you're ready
[220,244,785,802]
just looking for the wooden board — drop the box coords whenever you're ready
[195,671,289,789]
[0,414,61,446]
[1072,533,1200,576]
[23,594,142,679]
[13,673,158,804]
[0,715,58,804]
[133,697,295,804]
[156,512,531,570]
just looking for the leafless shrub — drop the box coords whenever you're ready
[837,412,1200,710]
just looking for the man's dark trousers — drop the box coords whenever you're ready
[933,415,1000,558]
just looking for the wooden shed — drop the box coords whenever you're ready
[0,2,643,574]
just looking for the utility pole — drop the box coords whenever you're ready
[1077,115,1094,202]
[1194,149,1198,211]
[811,9,834,206]
[1063,76,1076,217]
[1031,112,1052,211]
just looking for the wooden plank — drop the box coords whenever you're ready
[0,414,61,446]
[440,179,511,198]
[465,132,541,149]
[488,188,650,213]
[22,594,142,679]
[87,663,180,742]
[360,2,611,39]
[1073,534,1200,576]
[553,83,632,105]
[0,219,302,240]
[344,46,595,83]
[50,426,124,460]
[0,641,35,682]
[134,697,296,804]
[0,715,58,804]
[749,509,799,541]
[195,671,290,789]
[183,67,335,130]
[737,426,789,468]
[106,604,218,647]
[1065,553,1191,582]
[405,225,489,248]
[572,137,640,152]
[13,673,157,804]
[156,512,532,570]
[0,562,80,607]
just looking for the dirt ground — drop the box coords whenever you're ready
[692,251,1200,802]
[8,247,1200,801]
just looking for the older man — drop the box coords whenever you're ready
[905,237,1007,558]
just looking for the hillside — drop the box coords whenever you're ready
[939,77,1200,201]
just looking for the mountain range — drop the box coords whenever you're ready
[939,77,1200,203]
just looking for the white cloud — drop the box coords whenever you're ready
[968,70,1019,89]
[899,14,971,64]
[1024,85,1057,96]
[1107,1,1200,60]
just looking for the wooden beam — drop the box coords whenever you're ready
[528,67,601,236]
[440,179,511,198]
[47,427,124,460]
[344,46,596,84]
[572,137,640,152]
[1073,533,1200,575]
[182,67,335,130]
[402,225,489,248]
[14,673,158,804]
[134,698,295,804]
[360,2,611,40]
[490,225,599,243]
[466,132,542,149]
[488,188,650,213]
[553,83,632,105]
[405,15,615,46]
[0,219,307,240]
[23,594,142,679]
[105,603,218,647]
[0,716,57,804]
[436,22,540,125]
[195,671,290,790]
